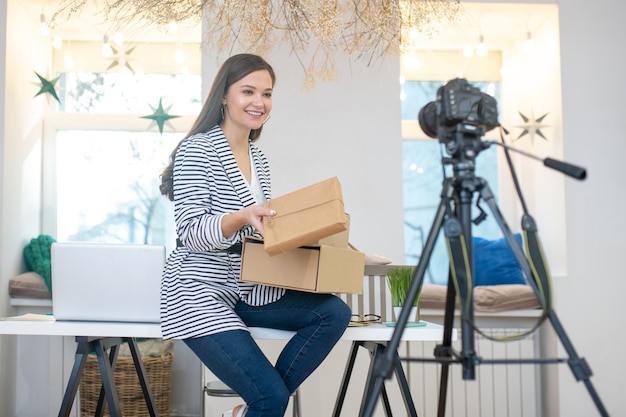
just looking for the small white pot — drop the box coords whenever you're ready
[393,305,419,322]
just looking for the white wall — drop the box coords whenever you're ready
[555,0,626,415]
[0,0,49,415]
[1,0,625,416]
[201,45,406,261]
[0,0,7,413]
[261,49,405,262]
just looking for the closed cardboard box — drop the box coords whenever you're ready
[240,237,364,294]
[317,214,350,248]
[263,177,348,256]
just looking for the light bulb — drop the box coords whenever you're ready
[174,45,185,64]
[102,35,113,57]
[404,54,421,70]
[112,32,124,46]
[524,31,535,54]
[476,35,488,57]
[168,22,179,34]
[463,44,474,58]
[39,14,50,37]
[64,53,74,70]
[52,37,63,49]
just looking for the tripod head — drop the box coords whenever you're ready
[418,78,499,179]
[439,123,491,176]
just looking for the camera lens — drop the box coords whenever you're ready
[418,101,438,138]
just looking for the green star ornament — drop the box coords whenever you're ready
[33,71,61,103]
[141,98,180,134]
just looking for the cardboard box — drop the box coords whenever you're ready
[240,237,364,294]
[317,214,350,248]
[263,177,348,256]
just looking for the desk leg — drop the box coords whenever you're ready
[127,337,158,417]
[360,343,393,417]
[57,336,159,417]
[58,343,90,417]
[94,340,123,417]
[392,348,418,417]
[332,341,361,417]
[95,343,121,417]
[334,341,419,417]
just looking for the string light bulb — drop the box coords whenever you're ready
[462,44,474,58]
[52,37,63,49]
[524,31,535,54]
[174,43,185,64]
[476,34,488,57]
[168,21,179,34]
[112,32,124,46]
[102,35,113,57]
[403,53,421,70]
[64,51,74,69]
[39,14,50,37]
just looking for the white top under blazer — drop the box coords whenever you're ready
[160,125,286,339]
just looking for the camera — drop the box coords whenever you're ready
[418,78,499,140]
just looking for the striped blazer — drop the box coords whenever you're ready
[160,125,286,339]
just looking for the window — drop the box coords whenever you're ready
[43,64,201,251]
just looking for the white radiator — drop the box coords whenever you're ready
[343,266,546,417]
[403,329,540,417]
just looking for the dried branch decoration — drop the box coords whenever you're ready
[51,0,461,89]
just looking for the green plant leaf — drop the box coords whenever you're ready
[386,266,420,306]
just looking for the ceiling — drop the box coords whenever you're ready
[413,2,558,50]
[31,1,557,49]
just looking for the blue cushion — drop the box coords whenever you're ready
[472,234,526,286]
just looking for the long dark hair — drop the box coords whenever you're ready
[159,54,276,201]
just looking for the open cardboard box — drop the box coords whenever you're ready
[262,177,348,256]
[240,237,364,294]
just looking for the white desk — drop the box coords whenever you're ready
[0,318,450,417]
[0,317,445,340]
[336,322,450,417]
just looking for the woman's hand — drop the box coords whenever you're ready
[222,205,276,238]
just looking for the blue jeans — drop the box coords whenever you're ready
[184,290,351,417]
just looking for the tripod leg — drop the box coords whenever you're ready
[478,180,609,417]
[547,311,609,417]
[435,273,457,417]
[360,179,456,417]
[444,215,477,381]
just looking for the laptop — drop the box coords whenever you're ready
[51,242,165,323]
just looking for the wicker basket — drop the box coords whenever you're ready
[79,339,174,417]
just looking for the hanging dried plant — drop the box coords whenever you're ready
[50,0,462,88]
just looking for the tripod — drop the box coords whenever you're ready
[360,126,609,417]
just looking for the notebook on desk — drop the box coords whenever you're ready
[51,242,165,323]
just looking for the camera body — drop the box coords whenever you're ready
[418,78,499,140]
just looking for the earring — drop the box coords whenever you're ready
[220,105,225,120]
[262,114,271,125]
